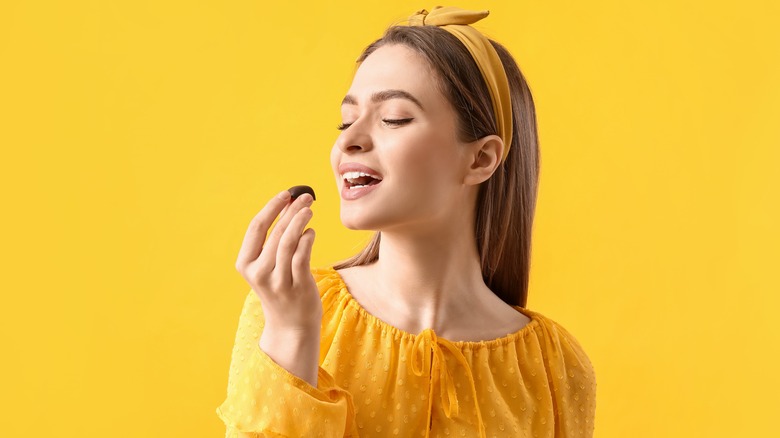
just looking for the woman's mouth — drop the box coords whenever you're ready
[340,171,383,200]
[342,171,383,189]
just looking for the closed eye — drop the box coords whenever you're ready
[383,118,414,127]
[336,118,414,131]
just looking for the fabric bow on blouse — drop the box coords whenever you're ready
[411,328,487,438]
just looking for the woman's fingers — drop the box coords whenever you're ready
[235,190,291,271]
[291,227,316,285]
[256,193,314,274]
[274,206,314,284]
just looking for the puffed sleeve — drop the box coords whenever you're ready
[215,286,358,437]
[536,315,598,437]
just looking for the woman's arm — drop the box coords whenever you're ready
[258,323,321,388]
[216,290,357,437]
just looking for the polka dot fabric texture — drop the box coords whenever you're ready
[216,267,597,437]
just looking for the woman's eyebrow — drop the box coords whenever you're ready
[341,89,425,111]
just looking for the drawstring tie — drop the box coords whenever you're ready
[411,328,486,438]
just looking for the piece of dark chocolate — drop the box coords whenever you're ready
[288,185,316,201]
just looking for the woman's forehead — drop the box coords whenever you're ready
[346,45,441,107]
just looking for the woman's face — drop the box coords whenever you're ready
[330,43,471,233]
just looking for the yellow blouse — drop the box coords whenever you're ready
[216,266,597,437]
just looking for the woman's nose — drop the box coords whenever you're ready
[336,121,372,154]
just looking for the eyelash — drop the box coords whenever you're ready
[336,118,414,131]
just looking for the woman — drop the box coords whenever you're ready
[217,6,597,437]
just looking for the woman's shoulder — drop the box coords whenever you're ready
[524,308,593,353]
[309,265,354,315]
[310,264,339,280]
[310,265,345,296]
[520,307,597,385]
[524,308,586,341]
[512,308,598,430]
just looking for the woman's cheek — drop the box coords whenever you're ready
[329,145,341,180]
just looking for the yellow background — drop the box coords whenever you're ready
[1,0,778,436]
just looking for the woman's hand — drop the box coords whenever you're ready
[235,189,321,333]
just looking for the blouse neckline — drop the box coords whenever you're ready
[322,266,542,350]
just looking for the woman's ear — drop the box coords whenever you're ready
[463,134,504,186]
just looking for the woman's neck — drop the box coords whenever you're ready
[365,218,499,336]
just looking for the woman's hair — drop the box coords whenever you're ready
[333,25,540,308]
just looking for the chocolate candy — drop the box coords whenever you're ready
[288,185,316,201]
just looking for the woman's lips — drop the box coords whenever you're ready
[338,162,383,179]
[341,180,381,200]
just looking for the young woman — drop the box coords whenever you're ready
[218,6,596,437]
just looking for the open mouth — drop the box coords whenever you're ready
[343,171,383,189]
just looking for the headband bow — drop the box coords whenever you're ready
[407,6,513,163]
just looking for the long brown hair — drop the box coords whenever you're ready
[333,25,540,308]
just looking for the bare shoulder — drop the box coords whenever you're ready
[333,265,372,302]
[335,264,533,340]
[503,306,532,331]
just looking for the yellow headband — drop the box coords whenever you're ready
[407,6,513,163]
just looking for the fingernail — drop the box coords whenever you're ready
[277,190,291,201]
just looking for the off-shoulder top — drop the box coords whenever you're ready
[216,266,597,437]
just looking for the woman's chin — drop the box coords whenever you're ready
[340,213,381,231]
[340,218,372,231]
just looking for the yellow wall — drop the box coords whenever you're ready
[1,1,778,436]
